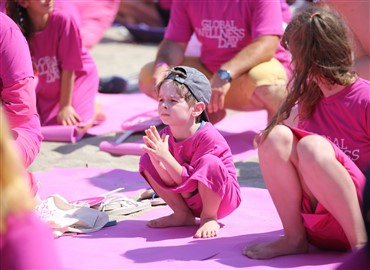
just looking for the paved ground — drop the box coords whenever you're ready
[29,26,265,189]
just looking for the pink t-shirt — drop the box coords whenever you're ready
[0,212,60,269]
[140,122,241,218]
[0,13,43,167]
[30,11,99,126]
[299,78,370,173]
[165,0,291,73]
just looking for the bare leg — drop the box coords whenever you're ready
[297,135,367,249]
[194,182,221,238]
[143,171,196,228]
[243,125,309,259]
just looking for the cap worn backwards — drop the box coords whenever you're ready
[164,66,211,121]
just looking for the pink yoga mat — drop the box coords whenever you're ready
[99,141,144,156]
[215,110,267,161]
[41,125,85,143]
[88,93,158,136]
[34,167,350,269]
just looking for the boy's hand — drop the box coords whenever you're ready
[142,125,170,161]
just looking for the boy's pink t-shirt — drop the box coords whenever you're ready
[30,11,98,126]
[0,212,60,269]
[140,123,241,219]
[299,78,370,174]
[165,0,291,73]
[0,13,42,167]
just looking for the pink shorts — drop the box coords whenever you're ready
[290,127,366,251]
[139,153,241,219]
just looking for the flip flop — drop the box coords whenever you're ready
[139,188,167,206]
[97,194,151,215]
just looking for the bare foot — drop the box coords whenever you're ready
[147,213,195,228]
[194,218,220,238]
[243,236,309,259]
[94,99,106,123]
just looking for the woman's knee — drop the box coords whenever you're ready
[296,135,334,164]
[258,125,294,156]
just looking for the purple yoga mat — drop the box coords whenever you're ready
[41,125,85,143]
[34,167,350,269]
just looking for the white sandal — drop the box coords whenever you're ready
[96,194,151,215]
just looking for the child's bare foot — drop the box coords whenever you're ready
[147,213,195,228]
[194,218,220,238]
[243,236,309,259]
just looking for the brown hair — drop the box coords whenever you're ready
[260,6,356,142]
[6,0,33,41]
[0,110,35,233]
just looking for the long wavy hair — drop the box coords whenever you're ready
[260,6,356,142]
[6,0,33,40]
[0,110,35,233]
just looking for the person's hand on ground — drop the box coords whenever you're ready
[57,105,81,126]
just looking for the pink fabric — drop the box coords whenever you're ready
[298,78,370,174]
[41,125,84,143]
[280,0,292,24]
[140,123,241,219]
[0,13,42,195]
[30,11,98,126]
[54,0,120,49]
[158,0,172,10]
[0,212,60,269]
[290,127,366,250]
[165,0,291,73]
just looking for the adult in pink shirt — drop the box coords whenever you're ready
[243,6,368,259]
[7,0,102,130]
[139,0,291,124]
[0,12,42,195]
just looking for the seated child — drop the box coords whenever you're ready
[139,66,241,238]
[7,0,104,133]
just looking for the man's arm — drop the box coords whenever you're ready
[208,35,280,113]
[220,35,280,80]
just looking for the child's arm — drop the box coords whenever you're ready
[143,126,183,187]
[57,69,81,126]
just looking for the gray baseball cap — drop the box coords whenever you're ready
[164,66,211,122]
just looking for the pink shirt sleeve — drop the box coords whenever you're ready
[0,13,42,166]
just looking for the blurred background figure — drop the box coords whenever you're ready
[0,12,42,197]
[54,0,120,49]
[323,1,369,80]
[7,0,104,132]
[116,0,172,27]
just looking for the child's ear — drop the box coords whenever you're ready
[192,102,206,118]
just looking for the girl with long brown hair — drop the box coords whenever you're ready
[243,6,369,259]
